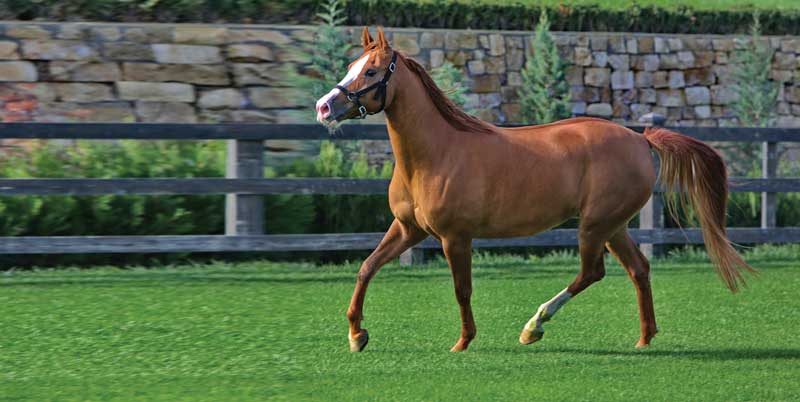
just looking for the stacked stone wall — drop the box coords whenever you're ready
[1,22,799,127]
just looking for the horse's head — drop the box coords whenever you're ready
[315,27,398,128]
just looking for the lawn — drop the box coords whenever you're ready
[1,249,799,401]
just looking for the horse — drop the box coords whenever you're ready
[314,27,756,353]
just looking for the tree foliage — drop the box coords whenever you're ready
[518,11,571,124]
[730,14,781,127]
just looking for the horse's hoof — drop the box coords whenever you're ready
[519,328,544,345]
[349,329,369,352]
[450,340,470,352]
[635,340,650,349]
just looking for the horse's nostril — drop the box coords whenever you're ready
[319,102,330,117]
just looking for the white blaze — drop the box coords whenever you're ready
[315,54,371,112]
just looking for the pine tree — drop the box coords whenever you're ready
[307,0,352,99]
[730,14,780,127]
[430,61,474,113]
[518,11,571,124]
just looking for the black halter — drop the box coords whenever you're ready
[336,51,397,119]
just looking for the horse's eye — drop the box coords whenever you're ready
[365,69,377,77]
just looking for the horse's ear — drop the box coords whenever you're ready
[361,27,373,49]
[376,26,389,49]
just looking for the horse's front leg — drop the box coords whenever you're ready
[442,236,475,352]
[347,218,427,352]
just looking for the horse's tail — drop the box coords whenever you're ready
[644,127,757,292]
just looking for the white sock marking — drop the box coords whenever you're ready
[524,288,572,333]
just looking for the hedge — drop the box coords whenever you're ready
[2,0,800,35]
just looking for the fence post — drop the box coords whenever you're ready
[638,113,665,258]
[761,141,778,229]
[225,139,264,235]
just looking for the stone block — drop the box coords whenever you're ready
[676,51,695,69]
[135,101,197,123]
[635,71,653,88]
[657,89,684,106]
[712,38,735,51]
[639,88,657,104]
[608,54,629,70]
[500,87,519,102]
[573,47,592,66]
[626,38,638,54]
[124,27,173,43]
[654,37,669,53]
[487,34,505,56]
[90,27,121,41]
[584,68,610,87]
[507,72,522,87]
[231,63,286,86]
[103,42,154,61]
[50,62,121,82]
[637,37,654,53]
[22,40,97,60]
[123,62,229,85]
[467,60,485,75]
[694,105,712,119]
[445,32,477,49]
[485,57,505,74]
[227,29,291,45]
[571,101,587,115]
[592,51,608,67]
[56,83,114,102]
[668,71,685,88]
[0,61,37,81]
[684,38,712,50]
[34,102,134,122]
[711,85,738,105]
[611,71,634,89]
[771,70,793,83]
[590,36,608,51]
[773,52,797,70]
[659,54,679,69]
[227,44,274,62]
[430,50,445,68]
[586,103,613,117]
[197,89,245,109]
[0,82,57,101]
[471,75,501,93]
[609,36,626,53]
[667,38,684,51]
[566,66,583,85]
[685,86,711,105]
[393,33,420,55]
[694,51,715,67]
[0,42,19,59]
[506,47,524,71]
[249,87,305,108]
[652,71,669,88]
[445,50,468,66]
[6,25,51,39]
[174,27,228,45]
[116,81,195,102]
[152,44,222,64]
[420,32,444,48]
[781,38,800,53]
[572,86,600,103]
[633,54,659,71]
[684,68,715,86]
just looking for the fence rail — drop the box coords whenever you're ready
[1,122,798,258]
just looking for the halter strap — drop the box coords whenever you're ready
[336,51,397,119]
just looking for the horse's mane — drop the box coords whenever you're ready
[399,54,497,135]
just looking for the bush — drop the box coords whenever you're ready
[4,1,800,35]
[0,139,394,267]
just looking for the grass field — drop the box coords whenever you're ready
[1,248,799,401]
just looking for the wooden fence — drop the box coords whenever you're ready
[1,122,799,262]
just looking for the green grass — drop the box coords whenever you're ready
[1,248,799,401]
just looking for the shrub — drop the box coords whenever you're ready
[518,11,571,124]
[730,14,780,128]
[5,1,800,35]
[430,61,472,112]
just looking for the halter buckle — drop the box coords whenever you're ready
[388,62,396,73]
[358,105,367,118]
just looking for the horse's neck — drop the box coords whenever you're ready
[383,68,456,177]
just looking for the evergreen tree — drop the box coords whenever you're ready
[730,14,780,127]
[430,61,474,113]
[518,11,571,124]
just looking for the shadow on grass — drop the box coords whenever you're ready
[541,346,800,361]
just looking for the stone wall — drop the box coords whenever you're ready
[1,22,799,127]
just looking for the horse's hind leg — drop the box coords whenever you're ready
[520,227,608,345]
[606,229,658,348]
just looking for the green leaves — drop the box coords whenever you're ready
[430,61,474,113]
[518,11,571,125]
[730,14,780,128]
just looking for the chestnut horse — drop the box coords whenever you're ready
[315,27,755,352]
